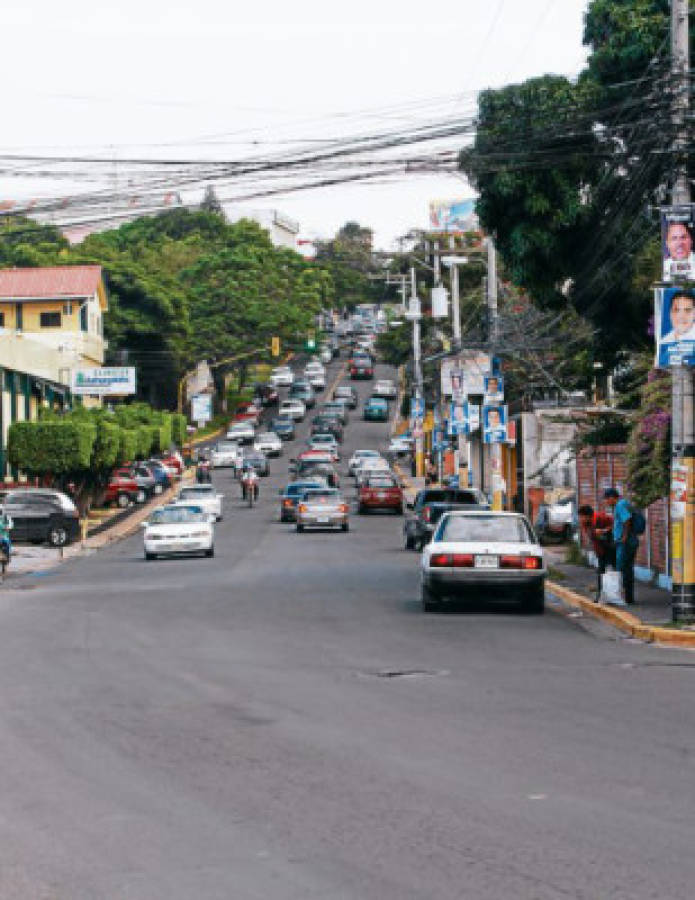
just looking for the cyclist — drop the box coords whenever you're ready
[240,465,259,502]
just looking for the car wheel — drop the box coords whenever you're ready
[47,524,69,547]
[145,551,156,561]
[523,587,545,615]
[358,504,367,515]
[395,504,404,516]
[421,583,440,612]
[205,547,215,558]
[116,492,130,509]
[342,522,350,532]
[296,524,305,533]
[135,489,147,504]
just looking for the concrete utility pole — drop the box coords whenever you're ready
[486,236,503,511]
[406,266,425,478]
[670,0,695,622]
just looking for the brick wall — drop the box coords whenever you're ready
[577,445,668,577]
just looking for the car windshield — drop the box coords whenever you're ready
[437,515,532,543]
[217,442,238,452]
[258,433,276,441]
[287,482,322,496]
[419,490,482,505]
[180,487,214,498]
[149,506,206,525]
[303,491,340,502]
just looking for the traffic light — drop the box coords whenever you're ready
[306,331,316,351]
[271,336,280,357]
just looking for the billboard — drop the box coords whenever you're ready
[71,367,136,396]
[655,287,695,367]
[191,393,213,424]
[441,352,492,396]
[661,206,695,282]
[429,198,477,233]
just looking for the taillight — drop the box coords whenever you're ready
[339,504,349,513]
[283,499,293,507]
[430,553,451,567]
[500,555,522,568]
[451,553,474,567]
[500,555,542,570]
[298,504,307,513]
[523,556,542,570]
[422,506,431,523]
[431,552,475,567]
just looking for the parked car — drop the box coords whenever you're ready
[420,511,545,613]
[2,488,80,547]
[226,422,255,444]
[145,459,173,493]
[534,496,576,544]
[279,399,306,421]
[176,484,224,521]
[270,416,296,441]
[363,397,389,422]
[142,503,215,560]
[296,488,350,533]
[211,441,242,468]
[158,451,184,477]
[104,470,143,508]
[404,487,489,550]
[270,366,294,387]
[279,479,328,522]
[333,384,358,409]
[358,474,404,514]
[254,431,283,457]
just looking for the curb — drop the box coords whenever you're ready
[546,580,695,648]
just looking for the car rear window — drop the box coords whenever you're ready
[437,516,532,543]
[419,490,481,505]
[287,482,322,496]
[303,490,339,501]
[367,477,397,488]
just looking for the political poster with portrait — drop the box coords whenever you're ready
[441,352,491,396]
[484,375,504,403]
[662,206,695,282]
[448,401,468,436]
[483,405,508,444]
[655,287,695,367]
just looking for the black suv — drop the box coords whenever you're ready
[2,488,81,547]
[403,488,488,550]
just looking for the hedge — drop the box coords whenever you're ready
[92,417,121,470]
[171,413,187,446]
[119,429,139,463]
[8,420,96,475]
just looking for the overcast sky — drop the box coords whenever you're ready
[2,1,590,249]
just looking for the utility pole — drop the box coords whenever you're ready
[406,267,425,477]
[486,236,503,511]
[670,0,695,622]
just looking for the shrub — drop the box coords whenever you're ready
[119,429,139,463]
[8,420,95,475]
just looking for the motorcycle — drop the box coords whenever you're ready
[196,461,212,484]
[240,472,259,507]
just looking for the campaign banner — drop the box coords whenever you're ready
[441,352,491,396]
[483,404,508,444]
[429,198,477,233]
[655,287,695,367]
[71,367,136,396]
[448,402,479,436]
[662,206,695,282]
[484,374,504,403]
[191,393,212,424]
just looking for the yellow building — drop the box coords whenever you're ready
[0,265,108,476]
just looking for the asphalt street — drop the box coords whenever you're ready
[1,358,695,899]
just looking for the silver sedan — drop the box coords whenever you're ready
[295,489,350,533]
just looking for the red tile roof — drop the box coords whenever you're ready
[0,265,104,299]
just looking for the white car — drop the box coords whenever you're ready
[254,431,283,457]
[387,436,412,457]
[175,484,224,521]
[420,511,546,613]
[279,398,306,421]
[354,458,392,486]
[143,504,215,560]
[210,440,242,468]
[226,422,255,444]
[304,361,325,378]
[307,434,340,461]
[319,347,333,364]
[270,366,294,387]
[307,372,326,391]
[348,449,382,475]
[373,379,397,400]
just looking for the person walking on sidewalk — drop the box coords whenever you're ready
[604,488,638,604]
[578,504,615,599]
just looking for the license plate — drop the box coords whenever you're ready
[317,517,329,524]
[377,492,386,499]
[475,555,498,569]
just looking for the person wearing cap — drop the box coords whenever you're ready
[578,504,615,598]
[604,488,638,604]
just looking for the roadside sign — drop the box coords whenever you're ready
[191,393,212,426]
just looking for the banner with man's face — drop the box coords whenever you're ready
[655,287,695,367]
[483,405,508,444]
[662,207,695,282]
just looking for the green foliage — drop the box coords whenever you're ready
[92,416,121,470]
[8,420,95,475]
[119,429,139,463]
[136,425,154,459]
[171,413,187,446]
[626,369,671,507]
[314,221,381,308]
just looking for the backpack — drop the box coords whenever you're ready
[631,508,646,536]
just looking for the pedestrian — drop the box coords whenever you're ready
[578,504,615,599]
[425,455,437,485]
[604,488,638,604]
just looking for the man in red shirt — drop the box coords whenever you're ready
[578,504,615,599]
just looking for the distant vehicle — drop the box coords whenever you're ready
[420,511,545,613]
[289,382,316,409]
[226,422,255,444]
[354,457,392,487]
[105,470,144,507]
[279,479,328,522]
[279,398,306,421]
[321,400,349,425]
[404,487,489,551]
[270,416,296,441]
[270,366,294,387]
[304,361,325,378]
[534,496,576,544]
[145,459,173,493]
[2,488,80,547]
[292,459,340,488]
[386,436,412,458]
[358,474,404,515]
[143,504,215,560]
[254,431,283,457]
[307,371,326,391]
[252,383,279,407]
[233,402,261,425]
[296,488,350,533]
[348,449,382,475]
[319,347,333,365]
[310,414,344,442]
[372,379,397,400]
[242,449,270,477]
[211,441,242,468]
[363,397,389,422]
[333,384,358,409]
[176,484,224,521]
[112,465,154,502]
[307,433,340,460]
[350,359,374,380]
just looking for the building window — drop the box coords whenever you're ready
[0,313,5,328]
[15,304,22,331]
[63,302,73,316]
[40,312,62,328]
[80,304,88,332]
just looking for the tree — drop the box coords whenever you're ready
[314,221,381,308]
[200,185,224,216]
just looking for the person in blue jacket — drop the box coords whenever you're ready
[604,488,638,605]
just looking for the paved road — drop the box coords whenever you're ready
[1,359,695,899]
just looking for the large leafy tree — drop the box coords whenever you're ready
[314,221,382,308]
